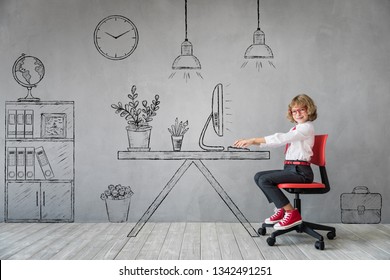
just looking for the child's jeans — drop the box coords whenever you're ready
[254,164,314,209]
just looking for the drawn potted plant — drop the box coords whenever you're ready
[111,85,161,151]
[168,117,189,151]
[100,184,134,222]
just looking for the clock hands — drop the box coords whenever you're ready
[105,32,116,38]
[105,30,132,39]
[113,30,131,39]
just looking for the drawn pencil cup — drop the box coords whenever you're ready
[100,184,134,223]
[168,118,189,151]
[171,135,183,151]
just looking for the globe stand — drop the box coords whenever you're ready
[18,87,40,102]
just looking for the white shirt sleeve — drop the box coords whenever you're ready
[260,122,315,161]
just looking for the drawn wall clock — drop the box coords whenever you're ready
[93,15,139,60]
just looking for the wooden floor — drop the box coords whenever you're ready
[0,222,389,260]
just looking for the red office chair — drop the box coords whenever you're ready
[258,134,336,250]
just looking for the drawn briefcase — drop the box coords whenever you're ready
[340,186,382,224]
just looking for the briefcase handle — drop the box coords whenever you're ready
[352,186,370,194]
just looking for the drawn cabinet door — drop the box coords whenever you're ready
[7,182,40,221]
[41,182,72,221]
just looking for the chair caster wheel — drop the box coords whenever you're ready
[267,237,275,246]
[258,227,266,236]
[327,231,336,240]
[315,240,325,250]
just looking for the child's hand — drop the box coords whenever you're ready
[233,139,252,148]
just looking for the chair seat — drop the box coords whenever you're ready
[278,182,325,189]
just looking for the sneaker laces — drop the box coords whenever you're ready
[279,211,292,226]
[270,208,284,219]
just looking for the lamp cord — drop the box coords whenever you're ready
[185,0,188,40]
[257,0,260,29]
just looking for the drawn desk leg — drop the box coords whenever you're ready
[128,159,259,238]
[128,160,192,237]
[193,160,259,237]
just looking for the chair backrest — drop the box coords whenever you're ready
[310,134,328,166]
[279,134,330,194]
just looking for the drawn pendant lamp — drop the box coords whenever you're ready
[244,0,274,66]
[172,0,201,70]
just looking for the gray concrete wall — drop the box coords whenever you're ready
[1,0,389,223]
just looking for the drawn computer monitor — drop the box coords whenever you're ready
[199,83,224,151]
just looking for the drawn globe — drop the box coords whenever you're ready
[12,54,45,89]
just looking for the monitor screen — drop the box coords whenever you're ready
[199,83,224,151]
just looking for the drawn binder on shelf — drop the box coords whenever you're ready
[16,110,25,138]
[24,110,34,138]
[7,110,17,138]
[16,147,26,180]
[36,146,54,179]
[7,147,17,180]
[25,147,35,180]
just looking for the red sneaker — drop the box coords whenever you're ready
[274,209,302,230]
[264,208,285,224]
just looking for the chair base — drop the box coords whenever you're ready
[258,221,336,250]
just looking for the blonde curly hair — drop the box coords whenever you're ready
[286,94,317,123]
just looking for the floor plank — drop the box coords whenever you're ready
[180,222,201,260]
[216,223,242,260]
[93,222,135,260]
[278,235,310,260]
[200,223,221,260]
[114,222,155,260]
[339,224,390,259]
[284,225,350,260]
[0,223,49,253]
[158,222,186,260]
[0,223,53,259]
[71,223,123,260]
[7,223,69,260]
[332,224,378,260]
[251,223,288,260]
[231,223,264,259]
[50,223,109,260]
[0,222,389,260]
[135,223,170,260]
[28,223,87,259]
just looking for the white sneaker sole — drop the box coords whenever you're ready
[273,220,302,230]
[264,219,282,225]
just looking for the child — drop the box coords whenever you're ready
[233,94,317,230]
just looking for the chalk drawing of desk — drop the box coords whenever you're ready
[117,151,270,237]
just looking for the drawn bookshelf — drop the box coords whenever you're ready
[4,101,75,222]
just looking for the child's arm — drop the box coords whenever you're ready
[233,137,266,148]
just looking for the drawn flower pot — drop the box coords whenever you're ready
[101,184,134,223]
[126,125,152,151]
[171,135,184,151]
[104,197,132,223]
